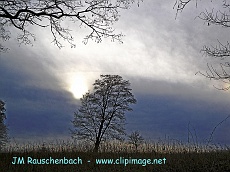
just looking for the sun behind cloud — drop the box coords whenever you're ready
[69,74,88,99]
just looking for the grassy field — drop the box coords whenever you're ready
[0,140,230,172]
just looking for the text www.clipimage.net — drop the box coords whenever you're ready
[95,157,166,166]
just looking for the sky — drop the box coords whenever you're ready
[0,0,230,145]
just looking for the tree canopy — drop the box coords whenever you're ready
[128,130,144,152]
[71,74,136,152]
[0,100,8,151]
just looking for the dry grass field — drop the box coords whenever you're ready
[1,139,230,172]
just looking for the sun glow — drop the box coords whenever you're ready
[69,74,88,99]
[222,82,230,91]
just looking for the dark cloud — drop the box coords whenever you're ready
[126,93,230,144]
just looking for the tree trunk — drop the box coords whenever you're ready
[93,119,104,152]
[94,139,100,152]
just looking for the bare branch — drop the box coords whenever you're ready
[0,0,142,51]
[175,0,230,90]
[173,0,196,18]
[206,115,230,146]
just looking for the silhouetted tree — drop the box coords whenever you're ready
[0,0,142,52]
[0,100,8,151]
[128,130,144,152]
[174,0,230,90]
[71,74,136,152]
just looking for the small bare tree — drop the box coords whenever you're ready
[0,0,142,52]
[174,0,230,90]
[128,130,144,152]
[71,74,136,152]
[0,100,8,151]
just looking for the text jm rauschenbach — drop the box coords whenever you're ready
[12,157,82,165]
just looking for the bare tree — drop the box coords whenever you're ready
[0,0,142,51]
[174,0,230,90]
[128,130,144,152]
[0,100,8,151]
[71,74,136,152]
